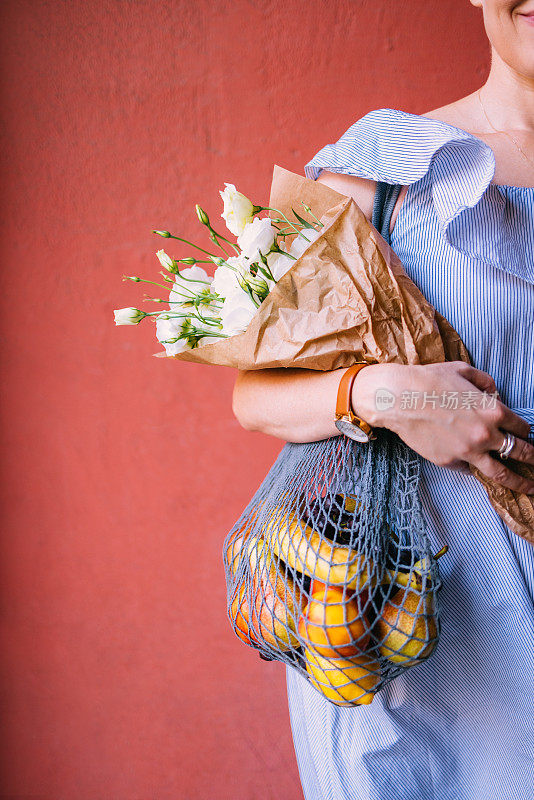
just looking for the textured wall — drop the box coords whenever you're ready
[0,2,488,798]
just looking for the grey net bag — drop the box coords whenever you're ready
[223,430,447,707]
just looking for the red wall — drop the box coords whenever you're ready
[0,2,488,798]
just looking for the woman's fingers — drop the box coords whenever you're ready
[471,453,534,495]
[457,363,497,394]
[456,365,531,438]
[448,460,472,475]
[488,429,534,466]
[493,404,532,440]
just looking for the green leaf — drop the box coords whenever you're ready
[257,265,272,280]
[291,208,315,229]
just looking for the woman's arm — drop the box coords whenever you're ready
[233,367,342,442]
[232,172,534,495]
[232,170,378,442]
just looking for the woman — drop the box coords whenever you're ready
[233,1,534,798]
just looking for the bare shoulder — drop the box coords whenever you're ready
[422,93,481,135]
[313,93,481,224]
[316,170,376,220]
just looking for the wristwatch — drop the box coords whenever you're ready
[334,363,376,443]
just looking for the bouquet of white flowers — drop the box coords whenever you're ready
[116,166,467,371]
[115,178,323,356]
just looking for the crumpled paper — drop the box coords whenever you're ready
[157,165,534,542]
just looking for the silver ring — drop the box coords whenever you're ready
[497,432,515,459]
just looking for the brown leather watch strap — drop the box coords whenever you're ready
[335,363,374,436]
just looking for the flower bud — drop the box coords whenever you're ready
[244,273,269,301]
[219,184,255,236]
[178,257,197,266]
[123,275,141,282]
[114,307,146,326]
[236,272,249,293]
[153,230,171,238]
[196,205,210,226]
[210,256,226,267]
[156,249,179,273]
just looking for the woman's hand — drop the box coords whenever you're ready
[352,361,534,495]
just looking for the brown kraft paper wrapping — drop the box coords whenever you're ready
[156,165,534,542]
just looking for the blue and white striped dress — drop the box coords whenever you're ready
[286,108,534,800]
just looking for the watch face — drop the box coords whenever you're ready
[335,418,371,443]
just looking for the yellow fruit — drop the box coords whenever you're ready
[298,588,370,657]
[304,648,380,706]
[229,583,260,646]
[382,545,448,589]
[226,533,246,576]
[247,538,305,651]
[264,505,374,591]
[225,503,267,575]
[376,584,438,664]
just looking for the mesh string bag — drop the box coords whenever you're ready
[223,431,446,707]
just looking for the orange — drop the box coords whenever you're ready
[226,533,246,576]
[298,587,370,657]
[309,578,327,595]
[229,584,259,646]
[305,648,380,706]
[248,539,304,651]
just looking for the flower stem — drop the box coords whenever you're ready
[259,206,309,239]
[152,310,222,327]
[209,227,240,254]
[161,233,217,258]
[301,202,324,228]
[123,276,172,291]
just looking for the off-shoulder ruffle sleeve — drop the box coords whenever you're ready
[305,108,534,284]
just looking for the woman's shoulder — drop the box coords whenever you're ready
[310,98,488,222]
[420,94,481,132]
[305,101,495,195]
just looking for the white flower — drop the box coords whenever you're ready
[177,300,223,337]
[220,291,257,337]
[211,264,239,298]
[159,265,226,349]
[155,315,190,355]
[169,265,212,307]
[289,226,322,259]
[237,217,276,263]
[114,307,145,326]
[156,310,224,353]
[220,183,255,236]
[155,263,221,353]
[267,249,294,282]
[211,258,246,301]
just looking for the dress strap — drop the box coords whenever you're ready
[372,181,402,244]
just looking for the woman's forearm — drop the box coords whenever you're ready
[233,362,534,495]
[232,368,343,442]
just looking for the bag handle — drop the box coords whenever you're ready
[371,181,402,244]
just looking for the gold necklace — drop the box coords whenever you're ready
[477,88,534,170]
